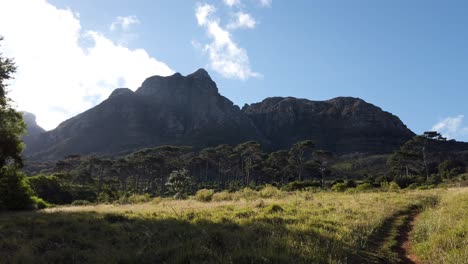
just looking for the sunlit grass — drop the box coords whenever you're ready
[412,187,468,264]
[0,188,461,263]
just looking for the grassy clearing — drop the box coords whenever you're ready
[412,187,468,264]
[0,188,457,263]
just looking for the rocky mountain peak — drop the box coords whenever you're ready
[109,88,134,98]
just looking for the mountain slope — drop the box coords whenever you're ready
[21,112,46,148]
[25,69,262,160]
[25,69,417,160]
[242,96,415,153]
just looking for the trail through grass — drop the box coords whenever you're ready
[0,188,462,263]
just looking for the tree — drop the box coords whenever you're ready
[166,169,192,199]
[0,36,25,168]
[314,150,333,186]
[234,141,262,186]
[0,37,34,210]
[266,150,290,184]
[288,140,315,181]
[402,131,446,181]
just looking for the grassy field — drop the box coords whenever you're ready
[412,187,468,264]
[0,188,464,264]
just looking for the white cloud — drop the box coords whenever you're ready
[223,0,241,7]
[431,115,468,139]
[227,12,256,29]
[194,3,260,80]
[0,0,173,130]
[258,0,272,7]
[110,15,140,32]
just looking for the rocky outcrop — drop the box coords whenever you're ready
[242,96,415,153]
[25,69,262,160]
[24,69,418,160]
[21,112,46,148]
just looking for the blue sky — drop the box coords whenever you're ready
[1,0,467,141]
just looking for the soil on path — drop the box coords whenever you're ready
[395,210,422,264]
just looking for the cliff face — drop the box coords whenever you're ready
[21,112,46,148]
[242,96,415,153]
[25,69,416,160]
[25,69,262,160]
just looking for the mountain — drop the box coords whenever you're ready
[242,96,415,153]
[25,69,416,161]
[21,112,46,147]
[24,69,262,160]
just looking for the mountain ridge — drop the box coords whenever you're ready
[24,69,421,160]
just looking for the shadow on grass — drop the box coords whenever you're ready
[367,196,440,264]
[0,209,385,264]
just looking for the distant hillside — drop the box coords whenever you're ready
[25,69,417,161]
[243,96,414,153]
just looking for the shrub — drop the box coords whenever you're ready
[238,187,258,201]
[212,190,234,201]
[356,183,374,192]
[346,180,357,188]
[31,196,50,209]
[71,200,92,206]
[26,174,72,204]
[166,169,192,199]
[331,183,347,192]
[195,189,215,202]
[117,194,151,204]
[388,181,401,192]
[0,166,35,210]
[281,180,322,191]
[265,204,284,213]
[259,185,282,198]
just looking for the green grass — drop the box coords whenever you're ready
[0,188,462,263]
[412,187,468,264]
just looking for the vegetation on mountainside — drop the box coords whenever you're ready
[18,131,466,207]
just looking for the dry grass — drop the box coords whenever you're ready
[412,187,468,264]
[0,188,461,263]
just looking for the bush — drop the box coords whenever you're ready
[71,200,92,206]
[345,180,357,188]
[166,169,192,199]
[26,174,71,204]
[238,187,258,201]
[212,190,234,202]
[331,183,347,192]
[117,194,151,204]
[0,166,35,210]
[265,204,284,213]
[195,189,215,202]
[281,180,321,191]
[31,196,50,209]
[356,183,374,192]
[388,181,401,192]
[259,185,283,198]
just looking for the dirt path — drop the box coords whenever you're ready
[395,210,422,264]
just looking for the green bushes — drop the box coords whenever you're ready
[281,180,321,191]
[195,189,215,202]
[259,185,283,198]
[27,174,97,204]
[116,194,151,204]
[212,190,234,201]
[31,196,50,209]
[265,204,284,213]
[355,183,374,192]
[0,166,35,210]
[331,183,347,192]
